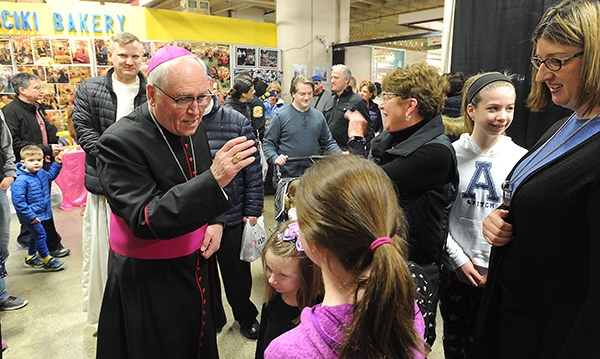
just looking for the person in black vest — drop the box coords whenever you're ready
[346,62,459,352]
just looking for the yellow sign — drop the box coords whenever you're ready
[0,2,145,38]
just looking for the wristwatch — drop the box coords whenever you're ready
[347,136,366,146]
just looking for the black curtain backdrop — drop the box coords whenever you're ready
[451,0,572,148]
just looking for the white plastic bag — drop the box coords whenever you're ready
[239,216,267,262]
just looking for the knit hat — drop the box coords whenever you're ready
[147,46,194,74]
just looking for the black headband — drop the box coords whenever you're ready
[466,73,512,104]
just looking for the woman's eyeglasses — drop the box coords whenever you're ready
[381,92,399,102]
[530,51,583,72]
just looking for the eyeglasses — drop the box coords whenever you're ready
[381,92,399,102]
[530,51,583,71]
[154,84,213,109]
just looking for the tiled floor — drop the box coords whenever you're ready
[0,194,445,358]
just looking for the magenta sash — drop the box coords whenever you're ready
[110,213,207,260]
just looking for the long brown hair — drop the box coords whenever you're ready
[296,154,423,359]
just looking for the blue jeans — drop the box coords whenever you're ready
[0,189,10,260]
[0,190,11,304]
[0,277,7,302]
[24,221,50,258]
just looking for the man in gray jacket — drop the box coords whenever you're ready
[322,64,373,150]
[310,75,331,112]
[264,75,341,179]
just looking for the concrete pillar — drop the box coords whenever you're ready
[276,0,349,101]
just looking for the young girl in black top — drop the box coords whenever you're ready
[254,221,322,359]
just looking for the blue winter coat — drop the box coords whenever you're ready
[11,162,61,223]
[204,98,264,226]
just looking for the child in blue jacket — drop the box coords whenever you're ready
[11,145,65,271]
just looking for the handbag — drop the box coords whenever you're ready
[239,215,267,262]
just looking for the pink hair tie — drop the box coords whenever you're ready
[370,237,392,252]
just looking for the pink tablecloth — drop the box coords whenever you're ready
[55,148,87,210]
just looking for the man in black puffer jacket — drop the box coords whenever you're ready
[73,32,147,326]
[203,73,264,340]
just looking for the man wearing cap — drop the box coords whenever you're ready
[310,75,331,112]
[373,81,383,105]
[95,46,256,358]
[73,32,147,327]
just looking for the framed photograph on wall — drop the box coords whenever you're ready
[233,68,282,89]
[235,46,256,68]
[44,66,70,84]
[93,39,110,67]
[69,66,92,84]
[0,38,12,66]
[314,66,329,84]
[141,41,153,66]
[259,48,279,69]
[57,83,76,108]
[16,65,46,81]
[46,110,66,131]
[0,66,14,93]
[40,83,59,110]
[292,64,307,77]
[51,38,72,65]
[70,39,91,64]
[32,37,52,64]
[97,67,111,77]
[12,37,34,65]
[174,40,232,89]
[152,41,171,54]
